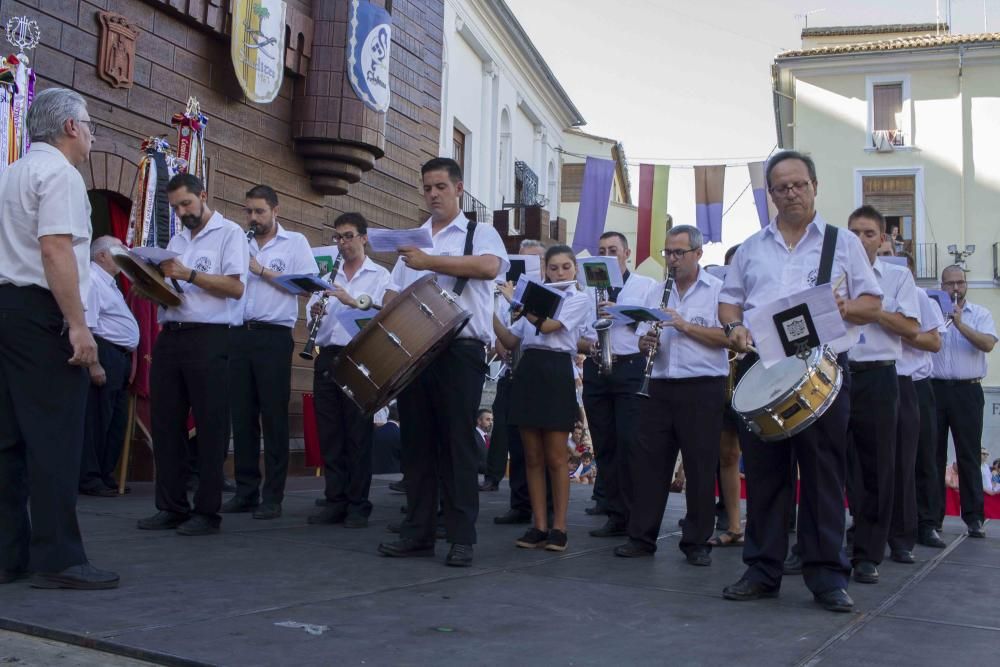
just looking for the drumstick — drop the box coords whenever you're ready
[832,273,846,293]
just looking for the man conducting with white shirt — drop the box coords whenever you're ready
[719,151,882,613]
[378,157,509,567]
[931,265,997,539]
[845,206,921,582]
[614,225,730,566]
[224,185,318,520]
[306,213,390,528]
[0,88,119,589]
[79,236,140,497]
[137,174,249,537]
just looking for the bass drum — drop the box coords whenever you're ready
[332,275,471,414]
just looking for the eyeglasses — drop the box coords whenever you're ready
[768,181,812,196]
[942,280,967,287]
[660,248,697,259]
[331,232,360,243]
[76,118,97,135]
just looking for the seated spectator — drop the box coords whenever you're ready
[945,461,960,490]
[568,454,580,480]
[573,451,596,485]
[981,450,998,496]
[991,458,1000,489]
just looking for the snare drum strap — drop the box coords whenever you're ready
[817,224,838,286]
[451,221,477,297]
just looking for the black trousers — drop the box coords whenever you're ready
[582,354,644,526]
[398,340,486,545]
[913,379,941,530]
[229,325,294,505]
[889,375,919,552]
[80,337,132,490]
[740,353,852,594]
[628,377,725,554]
[314,346,374,517]
[932,380,985,525]
[484,375,510,484]
[846,365,899,565]
[0,285,89,574]
[150,325,231,520]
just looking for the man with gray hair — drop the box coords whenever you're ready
[0,88,119,589]
[79,236,139,497]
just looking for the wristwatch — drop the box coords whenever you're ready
[723,321,745,337]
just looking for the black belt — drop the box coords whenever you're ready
[95,336,130,356]
[932,378,981,386]
[240,320,290,331]
[848,360,895,373]
[586,353,643,365]
[656,376,727,385]
[452,338,486,350]
[162,322,227,331]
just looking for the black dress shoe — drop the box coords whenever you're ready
[79,484,118,497]
[137,511,189,530]
[494,509,532,525]
[890,549,916,564]
[315,497,331,507]
[252,503,282,520]
[685,550,712,567]
[308,506,347,525]
[853,560,879,584]
[388,480,407,493]
[176,514,221,536]
[0,569,29,584]
[446,543,473,566]
[722,578,779,601]
[917,528,946,548]
[387,522,401,534]
[783,550,803,575]
[967,520,986,538]
[614,541,653,558]
[221,496,259,513]
[378,538,435,558]
[344,515,368,529]
[479,479,499,492]
[589,521,627,538]
[814,588,854,613]
[584,504,608,516]
[30,563,119,590]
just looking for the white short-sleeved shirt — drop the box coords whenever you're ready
[643,268,729,379]
[899,289,945,380]
[85,263,140,350]
[931,300,998,380]
[581,270,657,355]
[308,256,391,347]
[158,211,250,325]
[242,224,319,328]
[0,143,92,305]
[849,259,921,363]
[388,213,509,345]
[720,214,883,354]
[511,285,591,354]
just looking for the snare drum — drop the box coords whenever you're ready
[732,346,842,442]
[332,275,471,414]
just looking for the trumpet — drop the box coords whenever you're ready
[299,254,343,360]
[592,285,614,376]
[637,267,675,398]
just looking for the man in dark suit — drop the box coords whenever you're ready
[475,408,492,476]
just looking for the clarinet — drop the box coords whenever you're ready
[299,254,343,361]
[246,225,257,241]
[637,267,675,398]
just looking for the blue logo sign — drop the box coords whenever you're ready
[347,0,392,113]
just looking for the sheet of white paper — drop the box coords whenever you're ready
[130,247,179,264]
[335,307,377,338]
[745,284,847,368]
[577,256,624,289]
[604,304,672,327]
[272,273,331,296]
[366,227,434,253]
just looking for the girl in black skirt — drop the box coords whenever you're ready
[493,245,591,551]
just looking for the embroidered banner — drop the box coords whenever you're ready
[694,165,725,243]
[231,0,287,104]
[636,164,669,267]
[748,161,776,228]
[347,0,392,113]
[571,157,616,256]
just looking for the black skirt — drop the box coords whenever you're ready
[509,348,578,431]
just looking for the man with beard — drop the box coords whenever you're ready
[224,185,318,519]
[137,174,249,536]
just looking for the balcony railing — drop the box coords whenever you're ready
[914,242,937,280]
[461,189,492,225]
[871,129,906,151]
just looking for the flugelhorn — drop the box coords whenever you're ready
[299,254,343,360]
[637,267,675,398]
[592,285,614,376]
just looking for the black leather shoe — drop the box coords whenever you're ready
[0,569,29,584]
[584,504,608,516]
[344,515,369,529]
[378,538,435,558]
[388,480,407,493]
[783,551,803,575]
[917,528,946,548]
[614,541,653,558]
[137,511,189,530]
[967,520,986,538]
[686,550,712,567]
[252,503,282,520]
[891,549,916,564]
[314,497,331,507]
[30,563,119,590]
[589,521,627,538]
[221,496,259,513]
[446,543,473,567]
[387,522,401,534]
[479,479,499,492]
[79,484,118,497]
[308,506,347,525]
[493,509,532,525]
[722,578,779,601]
[814,588,854,613]
[853,560,879,583]
[176,515,221,536]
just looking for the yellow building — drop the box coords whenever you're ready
[772,23,1000,443]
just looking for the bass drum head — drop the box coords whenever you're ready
[732,349,819,414]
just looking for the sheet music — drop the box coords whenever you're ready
[130,247,179,264]
[577,256,624,289]
[366,227,434,253]
[745,284,846,367]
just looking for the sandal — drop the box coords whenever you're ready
[707,530,744,547]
